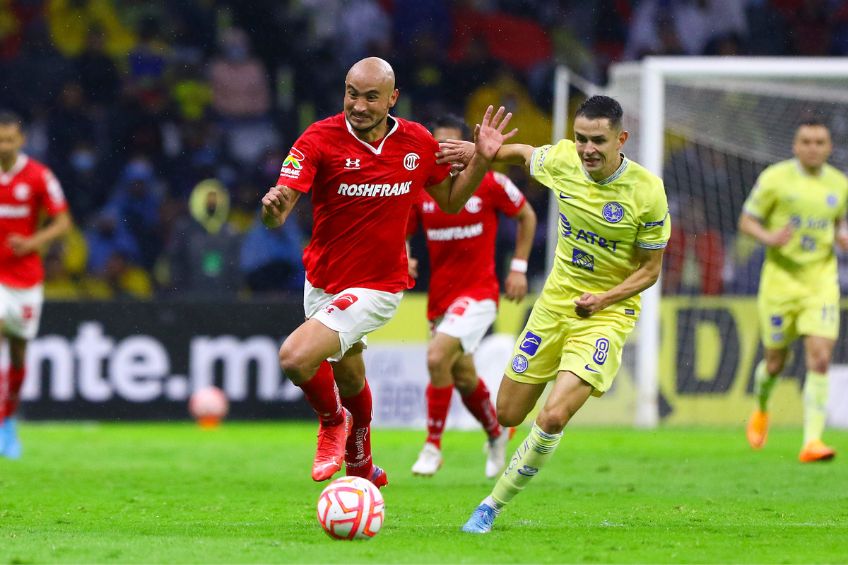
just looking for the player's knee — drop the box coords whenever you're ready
[496,403,526,428]
[536,406,571,434]
[278,344,312,383]
[765,358,784,376]
[426,349,452,381]
[808,356,830,374]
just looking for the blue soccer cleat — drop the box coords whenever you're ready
[2,417,21,460]
[461,503,498,533]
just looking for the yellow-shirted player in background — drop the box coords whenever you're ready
[741,119,848,463]
[440,95,671,533]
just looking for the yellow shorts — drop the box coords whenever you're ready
[506,302,636,396]
[758,287,840,349]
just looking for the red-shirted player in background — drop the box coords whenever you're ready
[407,115,537,478]
[261,57,515,486]
[0,111,73,459]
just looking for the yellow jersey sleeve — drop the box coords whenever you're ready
[636,180,671,250]
[743,168,779,221]
[529,140,580,189]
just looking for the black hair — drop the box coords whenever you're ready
[797,115,828,130]
[429,114,471,141]
[575,95,623,130]
[0,111,23,129]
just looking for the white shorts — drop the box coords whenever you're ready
[304,280,403,362]
[431,297,497,354]
[0,283,44,340]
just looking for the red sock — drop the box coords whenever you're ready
[426,384,453,449]
[461,378,500,438]
[298,361,343,425]
[5,366,25,418]
[341,379,373,477]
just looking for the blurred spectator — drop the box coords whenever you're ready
[336,0,391,68]
[84,207,142,274]
[75,29,122,108]
[47,0,135,58]
[208,28,270,120]
[105,157,163,268]
[626,0,748,58]
[47,82,95,170]
[465,66,551,149]
[127,15,168,87]
[239,212,305,295]
[165,179,242,298]
[208,27,278,165]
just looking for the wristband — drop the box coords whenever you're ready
[509,258,528,273]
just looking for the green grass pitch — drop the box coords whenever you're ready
[1,423,846,564]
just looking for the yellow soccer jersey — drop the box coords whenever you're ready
[530,139,671,315]
[743,159,848,295]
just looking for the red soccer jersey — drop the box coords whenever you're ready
[408,170,526,320]
[278,113,450,294]
[0,155,68,287]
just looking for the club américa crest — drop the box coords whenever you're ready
[602,201,624,223]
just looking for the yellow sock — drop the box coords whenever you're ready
[803,371,828,444]
[754,360,779,412]
[491,423,562,508]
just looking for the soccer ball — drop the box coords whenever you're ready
[188,386,229,427]
[316,476,384,540]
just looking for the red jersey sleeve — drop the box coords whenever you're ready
[40,167,69,216]
[277,125,324,193]
[424,134,451,187]
[489,171,526,217]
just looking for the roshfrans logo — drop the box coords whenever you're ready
[282,148,305,170]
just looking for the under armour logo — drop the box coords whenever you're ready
[345,158,361,169]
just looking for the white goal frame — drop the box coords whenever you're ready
[551,57,848,427]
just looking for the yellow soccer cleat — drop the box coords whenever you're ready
[798,439,836,463]
[746,410,769,450]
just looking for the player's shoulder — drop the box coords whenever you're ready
[822,163,848,187]
[532,139,579,174]
[18,154,55,182]
[623,157,664,193]
[759,159,796,182]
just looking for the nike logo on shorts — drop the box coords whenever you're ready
[584,364,600,374]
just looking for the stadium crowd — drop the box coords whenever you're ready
[1,0,846,300]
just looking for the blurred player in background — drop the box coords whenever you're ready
[261,57,515,487]
[440,95,670,533]
[0,111,73,459]
[407,114,537,479]
[741,119,848,463]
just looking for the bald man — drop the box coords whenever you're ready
[262,57,516,486]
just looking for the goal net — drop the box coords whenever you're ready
[557,58,848,427]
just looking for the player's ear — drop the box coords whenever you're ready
[618,129,629,147]
[388,89,399,108]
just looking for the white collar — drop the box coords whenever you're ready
[0,154,28,184]
[344,115,399,155]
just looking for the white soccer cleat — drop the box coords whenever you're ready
[411,443,443,476]
[485,427,512,479]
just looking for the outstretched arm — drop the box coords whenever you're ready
[427,106,516,214]
[262,185,302,228]
[438,141,535,171]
